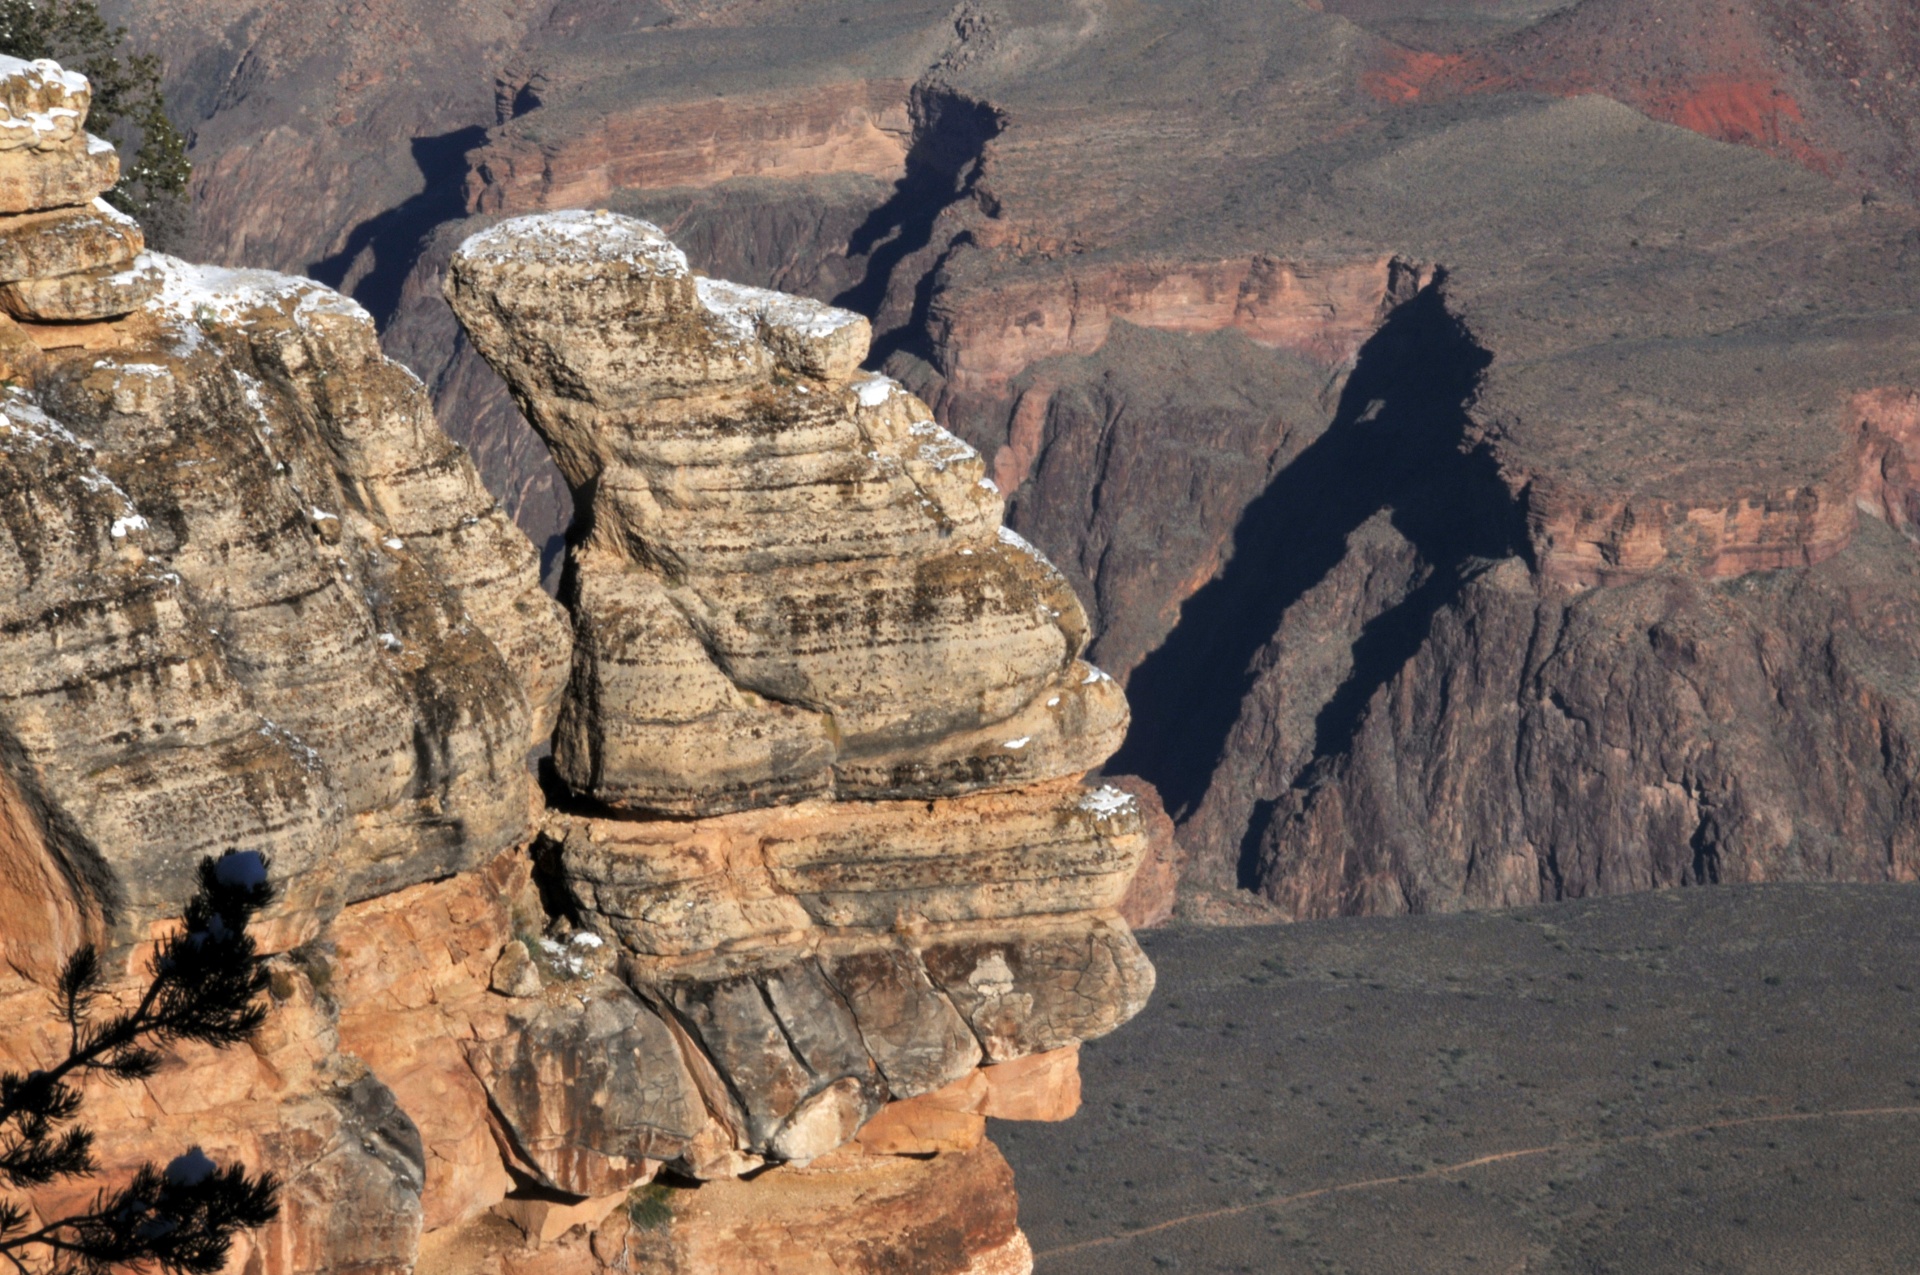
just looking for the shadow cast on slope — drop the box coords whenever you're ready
[309,126,488,330]
[1107,282,1523,883]
[833,89,1001,364]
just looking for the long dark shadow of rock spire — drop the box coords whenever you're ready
[309,125,488,330]
[1108,281,1524,880]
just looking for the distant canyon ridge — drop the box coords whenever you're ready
[115,0,1920,916]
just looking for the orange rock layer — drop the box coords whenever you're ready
[3,847,1065,1275]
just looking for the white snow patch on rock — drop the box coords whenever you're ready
[458,210,690,275]
[854,374,899,408]
[148,253,367,331]
[696,276,864,341]
[1077,784,1136,820]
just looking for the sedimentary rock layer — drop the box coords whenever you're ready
[0,246,567,935]
[446,211,1126,818]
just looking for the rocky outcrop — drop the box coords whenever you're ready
[432,210,1153,1265]
[445,213,1127,818]
[0,106,568,935]
[2,55,1152,1273]
[0,56,159,321]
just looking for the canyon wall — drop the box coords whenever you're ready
[0,63,1155,1275]
[111,0,1920,923]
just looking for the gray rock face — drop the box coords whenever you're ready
[468,977,709,1195]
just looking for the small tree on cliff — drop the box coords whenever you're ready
[0,851,281,1275]
[0,0,192,248]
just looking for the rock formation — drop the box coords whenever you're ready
[115,0,1920,924]
[1,56,1152,1275]
[439,209,1152,1238]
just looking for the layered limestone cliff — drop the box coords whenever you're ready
[1,58,1150,1275]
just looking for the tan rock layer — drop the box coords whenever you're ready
[446,212,1127,816]
[0,134,117,213]
[0,252,568,936]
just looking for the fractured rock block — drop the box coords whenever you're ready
[0,133,117,213]
[818,945,983,1099]
[0,199,141,282]
[659,966,886,1161]
[0,251,160,321]
[466,979,710,1195]
[921,914,1157,1062]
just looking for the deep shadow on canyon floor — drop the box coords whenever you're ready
[999,885,1920,1273]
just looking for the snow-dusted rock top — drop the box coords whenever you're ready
[0,55,90,151]
[455,208,691,273]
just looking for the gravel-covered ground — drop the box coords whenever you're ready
[999,885,1920,1273]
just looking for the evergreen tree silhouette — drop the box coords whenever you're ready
[0,851,281,1275]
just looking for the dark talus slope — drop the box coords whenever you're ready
[1001,884,1920,1271]
[128,0,1920,916]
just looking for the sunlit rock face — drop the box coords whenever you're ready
[0,63,569,939]
[1,77,1152,1275]
[440,210,1156,1268]
[447,210,1128,819]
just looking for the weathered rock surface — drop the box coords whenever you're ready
[3,68,1149,1275]
[0,115,567,935]
[0,64,159,322]
[446,211,1125,817]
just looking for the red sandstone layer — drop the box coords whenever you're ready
[464,81,912,214]
[1520,386,1920,590]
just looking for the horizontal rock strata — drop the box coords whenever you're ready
[0,87,568,935]
[447,212,1126,818]
[465,80,912,215]
[2,61,1153,1272]
[437,211,1157,1269]
[0,58,158,320]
